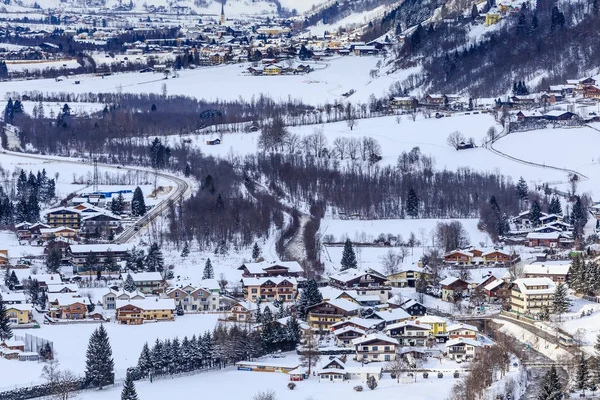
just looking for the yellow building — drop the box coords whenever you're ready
[415,315,447,336]
[306,299,360,332]
[387,269,432,288]
[115,299,175,324]
[510,278,555,314]
[242,277,297,302]
[264,65,282,75]
[7,304,33,324]
[485,10,501,25]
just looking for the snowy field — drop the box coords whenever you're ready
[0,56,396,105]
[307,5,387,36]
[5,59,81,72]
[70,363,457,400]
[493,127,600,197]
[0,314,220,388]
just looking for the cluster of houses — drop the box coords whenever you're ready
[508,211,574,248]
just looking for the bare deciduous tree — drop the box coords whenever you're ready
[299,334,321,375]
[380,249,403,275]
[446,131,465,150]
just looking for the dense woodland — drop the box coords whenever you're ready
[388,0,600,96]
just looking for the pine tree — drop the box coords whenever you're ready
[552,283,570,320]
[406,188,419,218]
[121,371,139,400]
[124,274,137,292]
[537,366,563,400]
[516,177,528,199]
[8,270,19,290]
[181,242,190,258]
[252,242,261,259]
[340,239,357,271]
[530,201,542,227]
[176,300,184,316]
[84,324,114,389]
[548,196,562,215]
[146,243,164,273]
[297,279,323,320]
[575,352,589,392]
[111,193,124,215]
[0,293,13,341]
[131,186,146,217]
[572,196,588,240]
[569,256,583,293]
[137,342,153,376]
[203,258,214,279]
[151,339,164,373]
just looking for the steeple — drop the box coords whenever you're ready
[220,1,225,25]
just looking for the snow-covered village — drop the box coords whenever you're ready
[0,0,599,399]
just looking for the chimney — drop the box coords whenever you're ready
[415,321,420,325]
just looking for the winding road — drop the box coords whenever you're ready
[1,149,192,244]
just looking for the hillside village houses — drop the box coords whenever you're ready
[510,277,556,315]
[115,298,176,324]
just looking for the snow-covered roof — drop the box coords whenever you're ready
[439,276,462,286]
[329,268,385,283]
[526,232,561,240]
[46,283,79,293]
[0,292,26,303]
[447,323,479,333]
[333,326,367,336]
[384,320,431,331]
[116,298,175,311]
[5,303,33,312]
[27,274,62,285]
[40,226,77,234]
[326,298,361,313]
[373,308,411,322]
[351,333,398,346]
[240,261,303,275]
[70,244,133,253]
[332,317,380,330]
[49,294,89,306]
[199,279,220,292]
[400,299,423,309]
[241,276,298,286]
[446,338,481,347]
[512,277,556,295]
[483,279,504,292]
[523,263,570,276]
[416,315,447,324]
[127,272,163,282]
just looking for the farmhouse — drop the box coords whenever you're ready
[440,277,469,302]
[352,333,399,362]
[510,277,555,314]
[241,276,298,303]
[116,298,176,324]
[523,263,570,283]
[238,261,303,277]
[306,299,360,332]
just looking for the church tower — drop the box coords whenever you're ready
[220,1,225,25]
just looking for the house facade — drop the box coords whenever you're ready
[116,299,175,324]
[384,321,432,346]
[352,334,399,362]
[163,285,220,311]
[306,299,360,332]
[440,277,470,302]
[329,269,391,303]
[446,338,482,360]
[241,277,297,303]
[510,277,556,314]
[6,304,33,324]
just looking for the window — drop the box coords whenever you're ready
[384,355,391,361]
[251,288,257,293]
[372,346,378,351]
[384,346,390,351]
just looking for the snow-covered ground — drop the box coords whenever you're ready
[5,59,81,73]
[307,5,387,36]
[0,314,220,389]
[0,56,388,105]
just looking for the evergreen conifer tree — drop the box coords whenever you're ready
[176,300,184,316]
[406,188,419,218]
[203,258,214,279]
[0,293,13,341]
[131,186,146,217]
[552,283,571,320]
[572,196,588,240]
[340,239,357,271]
[297,279,323,320]
[137,342,153,376]
[537,365,563,400]
[180,242,189,258]
[516,177,528,199]
[530,200,542,227]
[121,371,139,400]
[84,324,114,389]
[252,242,261,259]
[151,339,163,373]
[124,274,137,292]
[575,352,589,393]
[8,270,19,290]
[146,243,164,273]
[548,196,562,215]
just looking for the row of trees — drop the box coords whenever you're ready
[0,168,56,225]
[133,322,300,379]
